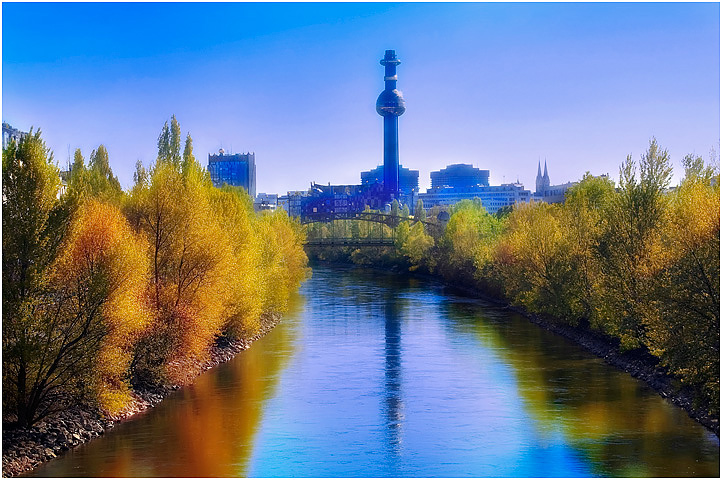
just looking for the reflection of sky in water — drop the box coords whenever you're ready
[32,265,719,478]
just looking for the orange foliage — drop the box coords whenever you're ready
[52,199,151,413]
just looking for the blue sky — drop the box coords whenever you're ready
[3,2,719,194]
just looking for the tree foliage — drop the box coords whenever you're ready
[3,119,309,426]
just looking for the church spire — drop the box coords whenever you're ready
[542,159,550,190]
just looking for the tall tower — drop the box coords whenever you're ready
[376,50,406,198]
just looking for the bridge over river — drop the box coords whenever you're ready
[300,210,443,248]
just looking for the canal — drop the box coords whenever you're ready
[32,265,719,477]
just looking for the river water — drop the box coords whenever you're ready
[32,265,719,477]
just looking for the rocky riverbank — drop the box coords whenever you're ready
[2,314,281,478]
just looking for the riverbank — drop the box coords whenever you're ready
[316,260,720,437]
[1,313,281,478]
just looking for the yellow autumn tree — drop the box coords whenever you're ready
[256,209,310,316]
[125,154,233,385]
[208,185,265,337]
[494,201,582,321]
[52,200,151,414]
[439,199,502,285]
[645,155,720,410]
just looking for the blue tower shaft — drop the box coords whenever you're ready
[376,50,405,200]
[383,115,399,196]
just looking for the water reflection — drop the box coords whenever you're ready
[31,293,303,478]
[439,299,720,477]
[29,266,718,478]
[383,291,404,454]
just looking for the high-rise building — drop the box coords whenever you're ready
[430,164,490,189]
[207,150,256,197]
[360,164,419,194]
[376,50,406,199]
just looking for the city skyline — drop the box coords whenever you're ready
[3,2,719,195]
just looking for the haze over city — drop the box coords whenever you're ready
[3,2,719,194]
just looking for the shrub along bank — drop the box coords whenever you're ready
[308,139,720,431]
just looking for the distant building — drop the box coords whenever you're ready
[302,182,387,216]
[361,164,420,194]
[207,150,256,197]
[278,190,310,217]
[254,192,277,212]
[534,160,574,204]
[419,163,526,214]
[419,183,531,214]
[2,122,27,150]
[430,164,490,189]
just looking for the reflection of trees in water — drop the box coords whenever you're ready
[34,292,306,478]
[438,300,719,477]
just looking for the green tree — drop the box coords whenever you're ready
[561,173,616,319]
[2,130,63,330]
[170,115,182,167]
[494,202,576,319]
[88,145,122,202]
[182,133,195,175]
[414,199,426,222]
[439,199,501,284]
[70,148,86,184]
[595,138,672,348]
[133,159,148,188]
[391,199,400,218]
[401,203,410,218]
[401,221,435,273]
[157,121,171,164]
[2,131,67,426]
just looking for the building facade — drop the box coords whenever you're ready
[2,122,27,150]
[207,150,256,197]
[301,182,388,216]
[360,164,419,194]
[430,163,490,189]
[419,183,531,214]
[278,190,311,217]
[254,192,278,212]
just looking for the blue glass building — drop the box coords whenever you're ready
[430,164,490,189]
[360,164,419,194]
[207,151,256,197]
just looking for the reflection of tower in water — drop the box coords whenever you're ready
[383,296,404,454]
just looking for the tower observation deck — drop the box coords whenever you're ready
[376,50,406,199]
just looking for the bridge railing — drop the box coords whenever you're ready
[304,237,396,247]
[301,210,444,248]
